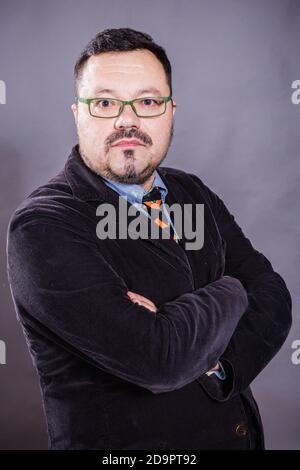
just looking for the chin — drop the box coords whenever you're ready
[109,164,153,185]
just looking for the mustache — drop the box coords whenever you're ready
[107,130,152,147]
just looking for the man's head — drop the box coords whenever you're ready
[71,28,177,188]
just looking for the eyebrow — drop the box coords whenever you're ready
[92,87,164,97]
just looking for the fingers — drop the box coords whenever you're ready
[127,292,148,302]
[206,363,220,376]
[128,294,155,310]
[127,291,158,313]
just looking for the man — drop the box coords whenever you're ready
[7,28,292,450]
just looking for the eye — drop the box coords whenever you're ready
[94,99,116,108]
[141,98,161,106]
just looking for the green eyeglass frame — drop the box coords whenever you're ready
[76,95,173,118]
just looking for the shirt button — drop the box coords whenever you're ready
[235,423,248,437]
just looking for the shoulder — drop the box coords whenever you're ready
[7,168,85,237]
[158,165,223,210]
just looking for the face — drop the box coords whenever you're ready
[71,49,176,189]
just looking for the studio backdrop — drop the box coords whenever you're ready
[0,0,299,450]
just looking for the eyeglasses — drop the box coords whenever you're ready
[77,95,173,118]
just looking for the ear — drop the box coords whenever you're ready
[71,102,78,125]
[172,100,177,117]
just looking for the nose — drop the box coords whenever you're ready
[114,103,141,130]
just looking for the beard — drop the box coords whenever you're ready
[78,121,174,185]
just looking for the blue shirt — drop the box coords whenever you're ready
[101,170,180,242]
[101,170,226,381]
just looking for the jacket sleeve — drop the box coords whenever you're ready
[197,180,292,400]
[7,206,248,394]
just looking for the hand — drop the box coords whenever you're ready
[127,291,158,313]
[206,362,220,376]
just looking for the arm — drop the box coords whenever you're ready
[128,291,227,380]
[195,178,292,399]
[7,208,248,394]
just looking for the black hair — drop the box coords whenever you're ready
[74,27,172,96]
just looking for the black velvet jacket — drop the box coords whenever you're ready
[7,144,292,450]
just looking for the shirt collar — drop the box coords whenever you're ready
[101,170,168,205]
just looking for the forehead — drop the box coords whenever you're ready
[79,49,169,96]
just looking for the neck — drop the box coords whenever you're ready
[139,173,155,192]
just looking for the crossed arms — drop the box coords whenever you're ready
[7,182,292,395]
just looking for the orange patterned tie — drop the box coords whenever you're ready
[142,186,178,242]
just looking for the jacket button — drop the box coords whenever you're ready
[235,423,248,437]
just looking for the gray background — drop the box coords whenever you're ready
[0,0,299,450]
